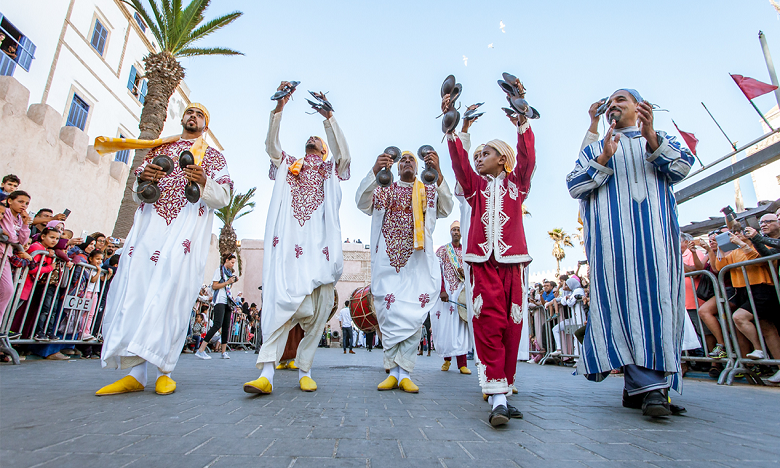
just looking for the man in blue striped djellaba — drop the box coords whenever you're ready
[566,89,695,418]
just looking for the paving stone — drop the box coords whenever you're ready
[1,348,778,467]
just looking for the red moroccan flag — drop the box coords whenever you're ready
[730,74,778,100]
[672,121,699,156]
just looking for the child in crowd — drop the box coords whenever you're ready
[1,174,20,196]
[0,191,31,332]
[191,313,206,352]
[81,249,109,342]
[21,228,61,341]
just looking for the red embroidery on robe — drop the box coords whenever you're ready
[138,203,145,212]
[419,293,430,308]
[385,293,395,310]
[182,239,191,255]
[286,154,331,227]
[273,236,279,247]
[322,247,329,261]
[128,247,134,257]
[436,310,441,319]
[198,204,205,217]
[150,250,160,264]
[295,244,303,259]
[374,184,415,272]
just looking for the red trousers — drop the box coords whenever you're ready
[444,354,467,368]
[470,256,524,395]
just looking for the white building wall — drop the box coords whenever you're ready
[750,105,780,202]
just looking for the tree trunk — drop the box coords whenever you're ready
[219,224,237,256]
[111,52,185,239]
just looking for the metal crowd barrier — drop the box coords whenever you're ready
[682,270,737,385]
[0,249,107,365]
[717,252,780,386]
[538,297,586,366]
[227,312,253,350]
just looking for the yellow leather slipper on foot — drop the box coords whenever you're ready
[96,376,144,396]
[399,378,419,393]
[288,360,298,370]
[459,366,471,374]
[299,376,317,392]
[243,377,272,394]
[276,361,287,370]
[155,375,176,395]
[377,375,398,391]
[441,361,451,371]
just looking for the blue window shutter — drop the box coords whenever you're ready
[139,79,148,104]
[16,36,35,72]
[66,94,89,131]
[91,19,107,55]
[0,53,15,76]
[126,65,136,92]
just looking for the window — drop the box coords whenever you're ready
[115,134,130,164]
[90,18,108,55]
[133,12,146,32]
[126,65,148,103]
[66,93,90,131]
[0,13,36,73]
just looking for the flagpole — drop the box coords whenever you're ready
[701,102,738,151]
[748,99,775,131]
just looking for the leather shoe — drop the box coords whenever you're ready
[288,360,298,369]
[155,375,176,395]
[642,389,672,418]
[299,376,317,392]
[441,361,451,371]
[489,405,510,427]
[459,366,471,374]
[506,404,523,419]
[96,376,144,396]
[399,378,419,393]
[377,375,398,391]
[243,376,273,394]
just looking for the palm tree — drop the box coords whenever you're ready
[216,187,256,260]
[113,0,243,238]
[548,228,573,277]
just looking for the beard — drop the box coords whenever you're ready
[305,143,318,153]
[183,119,201,132]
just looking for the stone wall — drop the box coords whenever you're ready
[0,76,129,237]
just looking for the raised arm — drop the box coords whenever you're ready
[514,121,536,194]
[323,116,351,179]
[265,110,284,167]
[446,134,480,197]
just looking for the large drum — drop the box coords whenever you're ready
[348,285,379,332]
[328,289,340,322]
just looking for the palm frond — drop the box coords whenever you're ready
[169,0,208,53]
[185,12,243,45]
[177,47,244,57]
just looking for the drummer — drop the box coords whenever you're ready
[356,149,453,393]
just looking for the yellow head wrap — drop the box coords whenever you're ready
[185,102,210,127]
[289,136,328,176]
[486,139,516,173]
[450,220,460,229]
[473,144,484,161]
[398,151,427,251]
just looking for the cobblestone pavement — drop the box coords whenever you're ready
[1,347,779,468]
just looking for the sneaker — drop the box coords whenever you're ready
[222,352,230,359]
[45,352,69,360]
[7,331,21,340]
[746,349,765,360]
[47,334,60,341]
[550,350,562,357]
[195,350,212,360]
[33,334,50,342]
[82,334,97,342]
[708,344,727,358]
[768,369,780,384]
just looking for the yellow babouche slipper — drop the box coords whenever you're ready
[483,393,489,401]
[512,387,518,394]
[95,375,144,396]
[288,360,298,370]
[155,375,176,395]
[299,376,317,392]
[441,361,451,371]
[276,363,286,370]
[243,376,272,394]
[377,375,398,391]
[399,378,419,393]
[459,366,471,375]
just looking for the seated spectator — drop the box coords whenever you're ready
[0,191,31,334]
[191,313,207,351]
[744,214,780,257]
[1,174,20,196]
[713,230,780,383]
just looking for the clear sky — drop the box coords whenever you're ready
[177,0,780,274]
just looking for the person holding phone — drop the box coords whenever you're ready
[196,253,238,360]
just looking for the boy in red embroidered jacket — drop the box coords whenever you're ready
[443,85,535,427]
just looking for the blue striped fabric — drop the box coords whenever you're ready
[566,127,695,394]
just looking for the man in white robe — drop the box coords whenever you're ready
[433,221,472,374]
[243,82,350,394]
[95,103,232,396]
[356,149,453,393]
